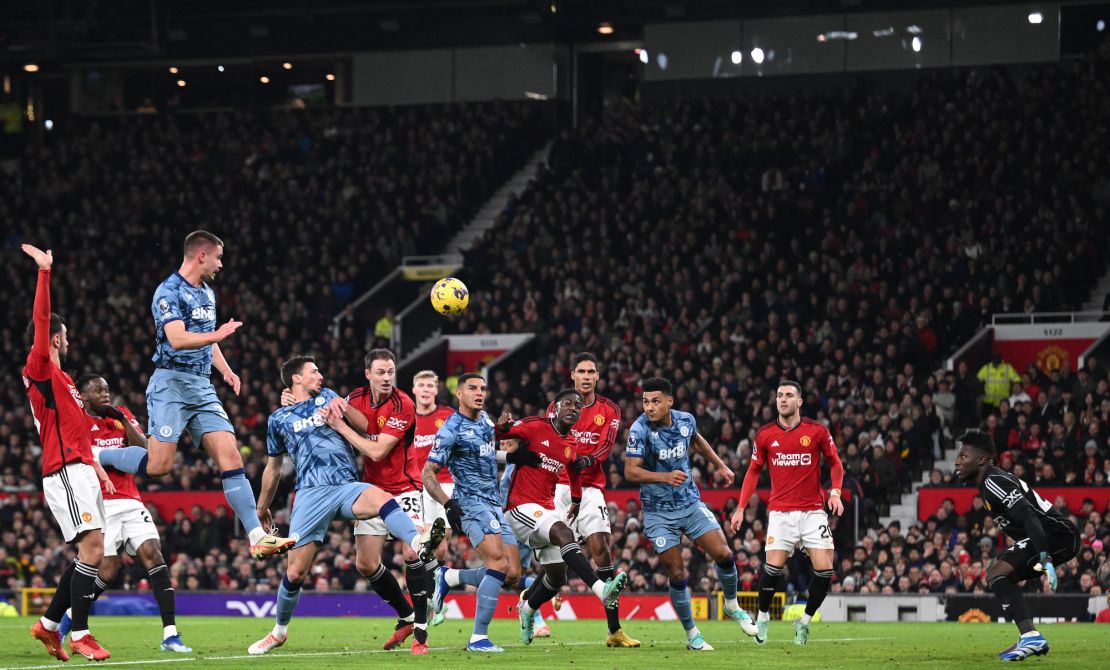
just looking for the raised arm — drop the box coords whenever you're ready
[23,245,54,378]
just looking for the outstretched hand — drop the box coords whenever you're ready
[22,244,53,270]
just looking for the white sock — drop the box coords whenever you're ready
[272,624,288,638]
[757,610,770,622]
[1021,631,1040,638]
[469,634,488,644]
[686,626,700,641]
[39,617,59,632]
[799,613,813,625]
[248,527,266,545]
[402,613,415,623]
[163,625,178,639]
[71,630,89,641]
[521,600,536,616]
[445,569,462,588]
[589,580,605,600]
[724,597,740,611]
[91,446,103,462]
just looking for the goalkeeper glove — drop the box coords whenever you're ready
[100,405,126,421]
[445,499,464,535]
[1039,552,1058,592]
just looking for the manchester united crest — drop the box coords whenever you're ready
[800,435,812,447]
[435,419,445,428]
[377,416,387,428]
[594,414,605,426]
[565,447,573,458]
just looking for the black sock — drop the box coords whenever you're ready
[759,563,784,614]
[368,564,414,619]
[147,564,176,628]
[69,561,99,632]
[527,574,561,611]
[406,560,428,644]
[597,564,620,634]
[805,569,833,617]
[560,543,601,587]
[989,575,1034,634]
[43,561,77,623]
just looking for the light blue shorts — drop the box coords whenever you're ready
[460,500,518,549]
[290,482,370,548]
[146,368,235,444]
[517,542,535,570]
[644,501,721,554]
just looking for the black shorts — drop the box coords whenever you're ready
[997,530,1080,582]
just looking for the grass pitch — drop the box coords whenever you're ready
[1,617,1107,669]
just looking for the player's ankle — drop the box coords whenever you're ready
[724,597,740,611]
[685,627,700,640]
[469,634,488,643]
[272,624,288,638]
[248,527,266,545]
[799,613,812,625]
[757,610,770,622]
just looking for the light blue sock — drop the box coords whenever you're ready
[97,447,148,475]
[378,499,418,546]
[669,579,695,632]
[474,569,505,636]
[221,469,262,533]
[716,558,739,602]
[276,576,302,626]
[456,568,485,587]
[522,575,535,590]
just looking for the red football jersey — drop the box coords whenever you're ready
[497,416,581,510]
[22,269,93,476]
[88,407,143,502]
[547,394,620,490]
[414,405,455,484]
[347,386,420,494]
[739,418,844,512]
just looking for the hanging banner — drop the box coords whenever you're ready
[992,322,1109,373]
[445,334,533,373]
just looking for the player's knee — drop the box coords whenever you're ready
[356,555,380,576]
[486,555,510,575]
[286,565,308,583]
[138,541,164,567]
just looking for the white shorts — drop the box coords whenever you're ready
[506,503,564,565]
[103,498,160,557]
[43,462,105,543]
[355,490,423,536]
[766,510,834,554]
[422,483,454,526]
[554,484,611,539]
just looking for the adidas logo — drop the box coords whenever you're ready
[542,440,549,447]
[91,425,100,431]
[771,440,780,448]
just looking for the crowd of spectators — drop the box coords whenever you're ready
[4,57,1110,607]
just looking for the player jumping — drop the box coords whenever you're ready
[953,430,1081,662]
[732,380,845,646]
[625,377,757,651]
[499,390,629,645]
[548,353,639,647]
[97,230,294,560]
[22,244,114,662]
[248,356,443,656]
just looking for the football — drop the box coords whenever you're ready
[430,277,469,315]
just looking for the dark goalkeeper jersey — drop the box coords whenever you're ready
[979,466,1077,543]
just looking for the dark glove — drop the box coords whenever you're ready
[445,498,464,535]
[569,455,596,472]
[505,448,543,467]
[100,405,126,421]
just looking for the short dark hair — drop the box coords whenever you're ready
[183,230,223,258]
[554,388,581,404]
[364,348,395,368]
[957,430,996,457]
[457,372,485,387]
[281,355,316,388]
[778,380,803,395]
[641,377,673,396]
[76,373,104,391]
[573,352,598,368]
[26,312,66,344]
